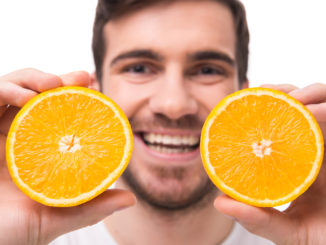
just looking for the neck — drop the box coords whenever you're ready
[104,181,234,245]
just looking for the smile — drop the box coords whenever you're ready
[140,133,200,154]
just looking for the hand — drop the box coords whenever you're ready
[214,83,326,245]
[0,69,136,245]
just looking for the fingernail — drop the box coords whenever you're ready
[116,203,135,212]
[289,88,303,95]
[116,195,137,212]
[260,84,272,88]
[221,213,237,221]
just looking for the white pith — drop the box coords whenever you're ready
[59,135,82,153]
[252,139,272,158]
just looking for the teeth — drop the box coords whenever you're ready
[148,144,194,153]
[143,133,200,146]
[174,136,182,145]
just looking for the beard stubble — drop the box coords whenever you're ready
[122,114,218,212]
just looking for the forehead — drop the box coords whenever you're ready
[104,0,236,61]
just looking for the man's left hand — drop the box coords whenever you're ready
[215,83,326,245]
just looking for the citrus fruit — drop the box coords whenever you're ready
[6,86,133,207]
[200,87,324,207]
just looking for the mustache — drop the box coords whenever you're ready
[129,114,204,132]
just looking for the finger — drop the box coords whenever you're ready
[0,106,20,135]
[1,68,62,92]
[0,106,7,118]
[43,189,136,243]
[0,134,6,163]
[0,133,13,180]
[0,82,37,107]
[215,195,296,244]
[89,72,100,91]
[306,103,326,122]
[60,71,90,87]
[260,84,298,94]
[302,158,326,196]
[289,83,326,105]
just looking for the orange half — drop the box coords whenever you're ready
[6,86,133,207]
[201,87,324,207]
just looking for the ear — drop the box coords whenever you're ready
[241,80,249,89]
[89,72,101,91]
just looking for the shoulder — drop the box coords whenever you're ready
[222,222,274,245]
[49,221,118,245]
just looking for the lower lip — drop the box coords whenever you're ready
[134,133,201,162]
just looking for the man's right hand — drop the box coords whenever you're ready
[0,68,136,245]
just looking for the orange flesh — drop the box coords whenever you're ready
[207,94,317,201]
[13,93,127,199]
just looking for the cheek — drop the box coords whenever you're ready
[102,77,155,117]
[191,81,239,111]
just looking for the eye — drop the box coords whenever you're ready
[195,65,225,76]
[187,64,228,84]
[123,64,151,74]
[118,62,160,83]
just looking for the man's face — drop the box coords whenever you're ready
[101,0,240,209]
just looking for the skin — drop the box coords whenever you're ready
[101,1,238,244]
[0,0,326,244]
[0,69,136,245]
[102,0,238,208]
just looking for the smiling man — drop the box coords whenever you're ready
[98,0,243,213]
[87,0,268,244]
[1,0,326,244]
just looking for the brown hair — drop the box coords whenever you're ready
[92,0,249,86]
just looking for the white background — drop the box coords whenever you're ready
[0,0,326,88]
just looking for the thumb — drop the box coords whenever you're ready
[60,71,91,87]
[43,189,136,243]
[215,195,295,244]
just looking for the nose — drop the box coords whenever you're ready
[149,69,198,120]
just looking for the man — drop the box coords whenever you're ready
[1,0,326,244]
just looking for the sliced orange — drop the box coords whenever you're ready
[6,86,132,207]
[201,87,324,207]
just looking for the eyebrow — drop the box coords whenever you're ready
[110,49,163,67]
[188,50,235,66]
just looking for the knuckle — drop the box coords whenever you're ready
[243,222,262,234]
[35,81,45,91]
[314,82,325,87]
[21,67,39,73]
[284,84,297,89]
[0,81,10,91]
[309,82,324,88]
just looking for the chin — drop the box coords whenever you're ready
[121,158,217,211]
